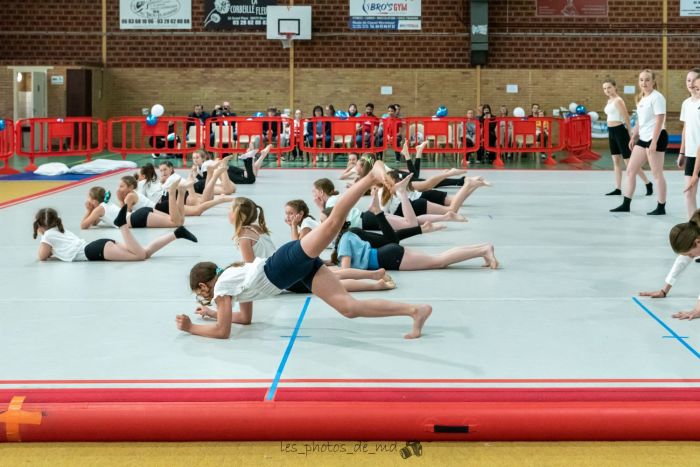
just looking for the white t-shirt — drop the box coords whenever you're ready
[378,187,421,215]
[325,195,362,228]
[681,96,700,158]
[238,227,277,259]
[636,90,666,141]
[300,216,319,232]
[665,255,700,298]
[213,258,282,303]
[40,228,87,262]
[137,179,163,203]
[99,202,121,228]
[131,192,156,211]
[200,160,217,175]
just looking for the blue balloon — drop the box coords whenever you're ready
[167,133,175,142]
[575,105,586,115]
[334,110,349,120]
[436,106,448,117]
[146,114,158,126]
[253,112,265,117]
[0,120,5,131]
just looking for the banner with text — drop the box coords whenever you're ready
[204,0,278,29]
[680,0,700,16]
[536,0,608,17]
[120,0,192,29]
[349,0,421,30]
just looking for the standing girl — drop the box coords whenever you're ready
[602,79,652,197]
[678,69,700,218]
[611,70,668,215]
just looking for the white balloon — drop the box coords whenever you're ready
[151,104,165,117]
[568,102,578,113]
[513,107,525,118]
[588,111,599,122]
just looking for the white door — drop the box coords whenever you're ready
[31,71,47,118]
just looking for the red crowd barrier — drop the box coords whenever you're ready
[390,117,481,168]
[108,116,200,167]
[300,117,385,166]
[0,119,18,175]
[484,117,564,167]
[560,115,600,163]
[205,116,294,167]
[15,118,104,172]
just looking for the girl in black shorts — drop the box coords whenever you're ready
[611,70,668,215]
[602,79,652,197]
[35,206,196,262]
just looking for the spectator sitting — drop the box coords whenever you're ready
[262,106,280,145]
[529,103,540,117]
[289,109,306,162]
[356,102,380,151]
[347,103,359,118]
[477,104,497,163]
[305,105,331,161]
[187,104,212,146]
[536,109,550,159]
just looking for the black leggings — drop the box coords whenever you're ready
[227,157,255,184]
[351,211,422,247]
[403,160,464,187]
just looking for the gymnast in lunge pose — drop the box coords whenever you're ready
[34,207,196,262]
[176,160,433,340]
[639,210,700,320]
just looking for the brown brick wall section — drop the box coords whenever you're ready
[2,0,697,69]
[0,69,13,120]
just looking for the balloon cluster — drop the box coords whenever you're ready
[146,104,165,126]
[435,106,448,117]
[253,112,265,117]
[512,107,525,118]
[335,110,349,120]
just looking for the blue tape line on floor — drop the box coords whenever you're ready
[266,296,312,401]
[632,297,700,359]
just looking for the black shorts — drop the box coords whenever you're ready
[395,198,428,217]
[193,178,206,195]
[636,129,668,152]
[608,125,632,158]
[685,156,697,177]
[285,281,312,294]
[155,191,188,214]
[129,207,153,228]
[360,210,379,230]
[376,244,405,271]
[263,240,324,291]
[419,190,448,206]
[84,239,115,261]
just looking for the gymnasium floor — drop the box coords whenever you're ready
[2,166,700,404]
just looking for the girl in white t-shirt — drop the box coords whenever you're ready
[176,160,432,340]
[611,69,668,215]
[154,160,233,217]
[602,78,652,197]
[135,164,163,204]
[34,207,197,262]
[679,69,700,218]
[639,209,700,320]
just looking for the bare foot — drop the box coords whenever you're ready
[368,187,382,214]
[446,168,468,177]
[167,177,180,195]
[469,176,492,187]
[415,141,429,159]
[401,140,410,160]
[175,314,192,332]
[383,272,393,284]
[392,172,413,194]
[405,304,432,339]
[213,196,234,206]
[219,154,234,167]
[378,278,396,290]
[421,221,447,233]
[445,211,468,222]
[181,178,195,191]
[483,244,499,269]
[369,268,387,280]
[370,160,389,185]
[260,144,273,158]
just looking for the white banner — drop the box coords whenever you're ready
[349,0,421,30]
[680,0,700,16]
[120,0,192,30]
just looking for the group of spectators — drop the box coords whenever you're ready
[175,101,549,164]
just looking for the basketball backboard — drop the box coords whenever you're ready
[266,5,312,40]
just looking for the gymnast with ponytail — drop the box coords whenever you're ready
[640,209,700,320]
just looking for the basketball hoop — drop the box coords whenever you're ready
[281,33,295,49]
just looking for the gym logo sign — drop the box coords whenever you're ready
[350,0,421,30]
[120,0,192,29]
